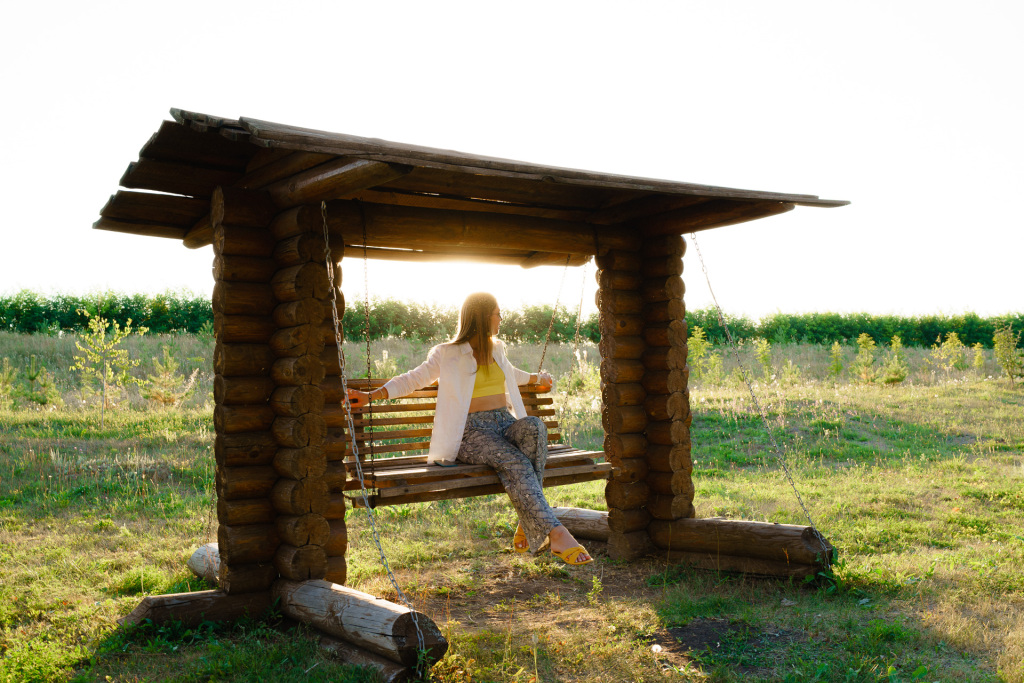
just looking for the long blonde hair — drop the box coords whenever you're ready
[451,292,498,362]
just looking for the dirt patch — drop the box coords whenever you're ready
[646,618,809,676]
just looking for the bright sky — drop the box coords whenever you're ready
[2,1,1020,320]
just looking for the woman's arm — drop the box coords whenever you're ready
[348,346,442,406]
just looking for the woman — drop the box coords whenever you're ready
[348,292,593,565]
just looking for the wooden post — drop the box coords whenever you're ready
[269,209,336,582]
[639,234,694,524]
[597,247,654,560]
[212,188,280,595]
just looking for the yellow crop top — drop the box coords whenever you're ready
[472,363,506,398]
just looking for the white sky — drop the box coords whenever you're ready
[2,1,1021,319]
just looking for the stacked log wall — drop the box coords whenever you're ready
[596,247,654,560]
[267,205,336,583]
[212,188,279,593]
[639,234,695,535]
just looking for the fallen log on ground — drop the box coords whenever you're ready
[274,579,448,667]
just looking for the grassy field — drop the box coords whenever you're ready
[1,333,1022,682]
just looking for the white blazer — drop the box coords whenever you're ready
[381,339,532,464]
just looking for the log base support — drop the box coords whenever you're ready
[119,589,272,627]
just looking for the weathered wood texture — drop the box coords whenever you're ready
[274,580,448,667]
[551,507,610,542]
[320,636,412,683]
[213,214,280,594]
[119,590,272,627]
[647,518,834,568]
[596,247,653,560]
[640,239,694,523]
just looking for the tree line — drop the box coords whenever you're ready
[1,290,1020,348]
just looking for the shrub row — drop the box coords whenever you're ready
[2,290,1020,348]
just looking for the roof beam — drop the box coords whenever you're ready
[263,158,413,208]
[322,200,637,255]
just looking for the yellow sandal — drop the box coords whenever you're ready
[513,526,529,553]
[551,545,593,566]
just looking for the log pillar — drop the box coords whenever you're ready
[266,205,337,582]
[639,234,695,535]
[596,247,654,559]
[597,233,693,559]
[212,187,280,594]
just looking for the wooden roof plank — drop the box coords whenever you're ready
[93,217,187,240]
[239,115,848,207]
[100,191,208,227]
[120,158,244,198]
[140,120,254,170]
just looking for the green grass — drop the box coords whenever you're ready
[0,336,1022,681]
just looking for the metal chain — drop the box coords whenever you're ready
[572,258,590,363]
[537,255,572,374]
[360,204,375,483]
[321,202,427,665]
[688,232,833,571]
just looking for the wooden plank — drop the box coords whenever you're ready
[239,116,848,207]
[638,199,795,237]
[377,462,612,498]
[141,119,253,169]
[100,191,208,226]
[93,217,186,240]
[350,187,594,222]
[343,445,597,473]
[120,158,243,198]
[589,194,712,226]
[370,452,600,483]
[363,466,611,507]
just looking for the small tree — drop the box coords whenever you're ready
[687,326,711,381]
[70,312,147,427]
[827,341,844,381]
[993,325,1023,383]
[881,335,909,385]
[24,354,62,406]
[929,332,968,376]
[971,342,986,376]
[851,334,877,383]
[0,358,15,409]
[753,338,773,382]
[142,346,198,407]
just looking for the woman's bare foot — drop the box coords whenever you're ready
[548,524,591,563]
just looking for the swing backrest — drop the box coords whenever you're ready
[325,379,610,507]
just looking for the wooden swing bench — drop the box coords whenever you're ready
[336,378,612,508]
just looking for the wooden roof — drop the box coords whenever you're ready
[95,109,847,267]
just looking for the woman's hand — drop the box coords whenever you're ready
[346,389,371,407]
[536,372,553,390]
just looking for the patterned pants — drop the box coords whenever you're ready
[457,408,560,553]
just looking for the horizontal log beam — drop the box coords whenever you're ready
[119,589,271,627]
[648,518,834,566]
[274,580,448,667]
[325,200,637,255]
[266,158,413,208]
